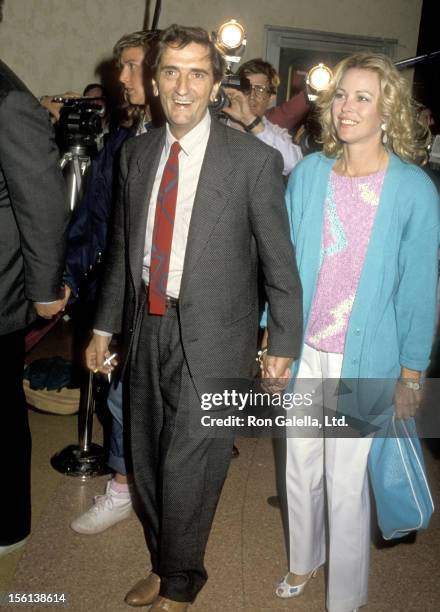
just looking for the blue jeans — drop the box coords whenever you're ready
[107,382,128,475]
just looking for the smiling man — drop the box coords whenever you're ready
[85,24,302,611]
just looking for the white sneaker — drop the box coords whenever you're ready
[0,536,28,558]
[70,480,132,534]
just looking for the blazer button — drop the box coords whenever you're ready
[129,327,133,333]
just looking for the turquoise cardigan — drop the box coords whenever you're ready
[284,152,440,379]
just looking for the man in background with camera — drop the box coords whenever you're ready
[86,24,302,611]
[223,58,302,176]
[0,0,69,557]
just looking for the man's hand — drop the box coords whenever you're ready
[39,91,81,121]
[34,285,70,319]
[222,89,262,133]
[85,334,116,375]
[261,354,293,393]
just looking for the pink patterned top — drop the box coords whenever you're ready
[306,169,386,353]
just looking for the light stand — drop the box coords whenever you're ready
[51,371,110,478]
[51,132,109,479]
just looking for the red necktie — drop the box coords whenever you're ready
[148,141,181,315]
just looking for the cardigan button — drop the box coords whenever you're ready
[354,328,360,335]
[351,358,358,365]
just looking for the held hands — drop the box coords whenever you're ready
[260,353,293,394]
[85,334,118,375]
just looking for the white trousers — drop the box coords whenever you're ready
[286,344,372,612]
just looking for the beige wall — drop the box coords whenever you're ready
[0,0,422,96]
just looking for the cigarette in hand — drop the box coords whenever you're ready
[103,353,117,367]
[103,353,117,382]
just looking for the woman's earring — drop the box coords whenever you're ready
[381,123,388,145]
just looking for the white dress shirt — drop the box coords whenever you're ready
[142,110,211,298]
[255,116,302,176]
[94,112,211,337]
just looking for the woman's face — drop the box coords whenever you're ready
[331,68,383,148]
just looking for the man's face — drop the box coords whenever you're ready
[153,42,220,139]
[119,46,146,106]
[245,72,273,118]
[84,86,106,113]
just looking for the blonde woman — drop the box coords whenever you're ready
[272,53,439,611]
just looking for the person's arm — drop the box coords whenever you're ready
[248,146,303,383]
[39,91,81,122]
[223,89,302,175]
[254,119,302,175]
[92,143,129,337]
[0,89,69,310]
[393,170,440,417]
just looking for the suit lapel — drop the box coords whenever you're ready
[126,128,165,292]
[180,120,234,291]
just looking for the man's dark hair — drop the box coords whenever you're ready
[150,24,225,83]
[83,83,105,97]
[238,58,280,95]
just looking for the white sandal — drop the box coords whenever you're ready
[275,568,318,598]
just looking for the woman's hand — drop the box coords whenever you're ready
[394,368,423,419]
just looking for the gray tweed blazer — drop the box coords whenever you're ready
[94,118,302,379]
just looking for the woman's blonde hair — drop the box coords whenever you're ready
[317,52,430,165]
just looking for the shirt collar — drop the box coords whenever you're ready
[165,111,211,156]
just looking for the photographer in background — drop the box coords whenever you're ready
[223,58,302,176]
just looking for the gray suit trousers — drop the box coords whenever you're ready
[128,297,234,602]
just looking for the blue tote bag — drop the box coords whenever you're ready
[368,416,434,540]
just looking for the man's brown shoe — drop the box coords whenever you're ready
[150,596,189,611]
[124,572,161,606]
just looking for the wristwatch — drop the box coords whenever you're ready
[245,116,262,132]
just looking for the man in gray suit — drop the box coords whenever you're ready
[0,0,69,557]
[86,24,302,611]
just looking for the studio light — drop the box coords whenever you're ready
[306,63,333,100]
[217,19,246,52]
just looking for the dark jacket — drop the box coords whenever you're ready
[0,60,69,334]
[64,127,134,299]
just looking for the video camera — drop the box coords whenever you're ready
[210,73,251,113]
[56,97,104,149]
